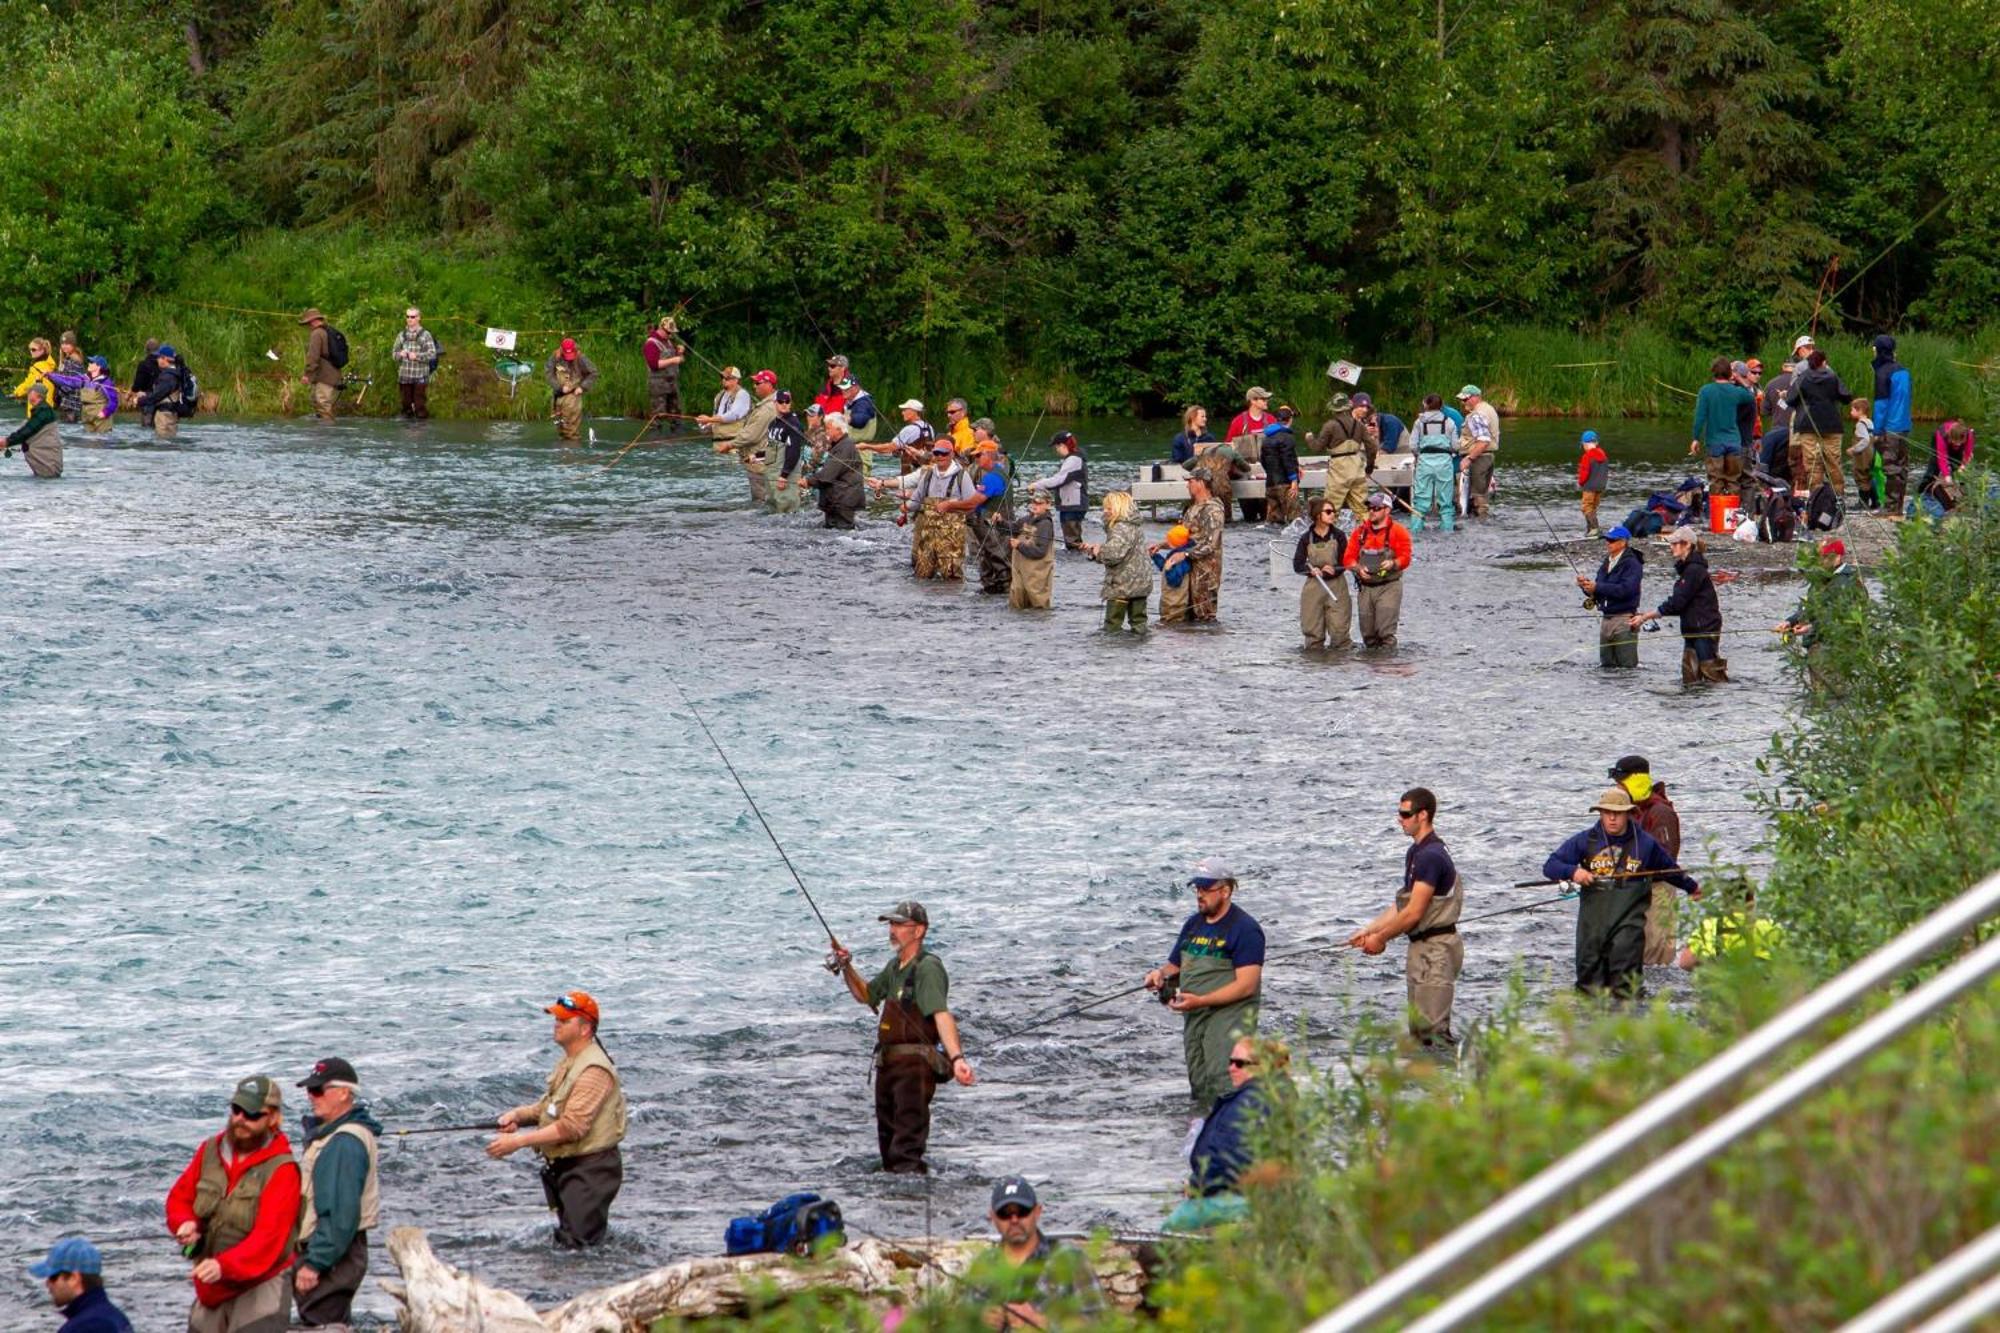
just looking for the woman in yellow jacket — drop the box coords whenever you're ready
[12,338,56,415]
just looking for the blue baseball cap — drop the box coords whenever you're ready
[30,1236,102,1278]
[1581,430,1599,443]
[1604,525,1632,542]
[156,344,177,359]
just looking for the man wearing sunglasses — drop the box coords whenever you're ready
[1145,857,1264,1112]
[292,1057,383,1328]
[488,991,628,1247]
[1349,788,1463,1048]
[960,1176,1103,1331]
[165,1075,303,1333]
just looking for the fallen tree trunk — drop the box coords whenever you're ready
[384,1225,1148,1331]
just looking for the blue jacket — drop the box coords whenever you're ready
[298,1105,385,1272]
[1543,822,1696,894]
[58,1286,134,1333]
[1190,1077,1267,1195]
[1591,548,1643,616]
[1872,366,1911,434]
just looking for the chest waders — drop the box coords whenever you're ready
[1398,871,1464,1045]
[1575,836,1651,996]
[1179,952,1256,1111]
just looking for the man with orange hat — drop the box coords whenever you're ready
[544,340,599,443]
[488,990,628,1247]
[299,308,344,421]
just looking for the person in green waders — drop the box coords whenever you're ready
[1145,857,1264,1116]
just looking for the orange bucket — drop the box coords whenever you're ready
[1708,494,1741,534]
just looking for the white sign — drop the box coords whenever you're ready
[1327,359,1362,386]
[484,328,518,351]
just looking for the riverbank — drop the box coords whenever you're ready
[68,227,2000,425]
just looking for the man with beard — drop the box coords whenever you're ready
[165,1076,302,1333]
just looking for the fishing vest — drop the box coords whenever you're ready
[1054,454,1088,506]
[1355,523,1402,583]
[539,1042,628,1160]
[1412,411,1456,454]
[553,359,585,393]
[876,953,946,1074]
[645,335,680,380]
[191,1137,301,1261]
[1398,838,1462,941]
[296,1119,381,1247]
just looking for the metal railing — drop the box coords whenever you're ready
[1836,1225,2000,1333]
[1304,868,2000,1333]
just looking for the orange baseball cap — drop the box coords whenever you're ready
[545,991,599,1022]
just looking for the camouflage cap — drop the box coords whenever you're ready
[230,1075,280,1114]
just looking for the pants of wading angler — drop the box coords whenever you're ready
[295,1230,367,1328]
[912,508,967,579]
[85,413,112,435]
[1879,431,1910,511]
[740,449,772,505]
[155,410,179,440]
[822,503,859,530]
[772,475,804,513]
[1188,554,1221,622]
[1103,596,1146,630]
[1705,449,1744,497]
[1010,551,1053,608]
[1643,884,1680,967]
[875,1059,937,1172]
[1465,453,1495,516]
[540,1147,623,1248]
[1599,615,1638,668]
[1323,456,1368,525]
[647,374,682,421]
[311,382,339,422]
[398,380,430,419]
[1158,572,1189,624]
[1797,430,1843,494]
[1181,999,1257,1111]
[1411,455,1455,531]
[1264,482,1299,527]
[1300,574,1352,648]
[1356,578,1402,647]
[1406,928,1463,1046]
[1575,883,1651,998]
[553,392,583,442]
[1580,491,1602,533]
[1848,440,1880,509]
[970,514,1012,593]
[1059,507,1087,549]
[20,424,63,478]
[187,1270,291,1333]
[1679,632,1726,684]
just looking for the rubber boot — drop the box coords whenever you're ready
[1700,657,1731,684]
[1681,648,1699,686]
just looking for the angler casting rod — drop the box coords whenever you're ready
[666,674,843,961]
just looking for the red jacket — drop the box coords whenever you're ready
[1344,519,1412,572]
[1226,409,1271,441]
[1577,445,1608,487]
[166,1132,300,1307]
[813,378,847,421]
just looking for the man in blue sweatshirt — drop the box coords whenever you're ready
[29,1237,132,1333]
[293,1057,384,1328]
[1576,525,1644,669]
[1870,334,1913,514]
[1544,786,1700,998]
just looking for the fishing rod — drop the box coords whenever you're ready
[386,1122,493,1136]
[665,674,843,967]
[1530,500,1601,608]
[1510,866,1699,889]
[597,413,664,471]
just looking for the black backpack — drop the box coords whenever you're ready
[1806,482,1843,532]
[176,358,200,418]
[427,335,441,374]
[324,326,350,370]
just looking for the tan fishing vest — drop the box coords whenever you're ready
[1397,841,1463,939]
[191,1136,301,1260]
[540,1042,628,1160]
[296,1120,381,1246]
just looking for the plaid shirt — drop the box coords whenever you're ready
[391,327,438,383]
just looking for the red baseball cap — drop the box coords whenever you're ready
[545,990,599,1022]
[751,369,778,385]
[560,338,577,356]
[1819,539,1845,558]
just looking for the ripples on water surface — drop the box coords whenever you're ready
[0,415,1793,1325]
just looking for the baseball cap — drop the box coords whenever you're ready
[545,990,600,1022]
[1027,488,1051,504]
[1819,538,1846,558]
[1456,384,1481,399]
[1050,429,1077,448]
[825,354,850,368]
[297,1057,359,1092]
[1592,786,1638,814]
[156,344,177,359]
[721,365,742,379]
[752,369,778,385]
[29,1237,102,1279]
[931,443,953,454]
[880,900,928,925]
[837,376,857,390]
[1608,755,1651,780]
[1666,524,1698,545]
[560,338,577,355]
[1246,386,1271,401]
[1365,492,1392,509]
[991,1176,1039,1212]
[1604,525,1632,541]
[1188,855,1235,886]
[230,1075,279,1115]
[1793,334,1816,351]
[1580,430,1599,443]
[897,398,924,412]
[775,389,793,403]
[1351,392,1373,408]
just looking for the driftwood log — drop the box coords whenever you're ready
[384,1225,1148,1332]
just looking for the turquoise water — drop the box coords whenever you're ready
[0,412,1790,1325]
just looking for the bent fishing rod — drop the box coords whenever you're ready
[984,893,1581,1046]
[1530,500,1600,608]
[666,673,845,968]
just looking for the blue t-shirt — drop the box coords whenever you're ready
[1442,405,1464,431]
[1403,833,1457,899]
[1377,413,1406,452]
[1169,903,1266,969]
[975,466,1007,512]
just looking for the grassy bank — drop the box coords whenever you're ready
[32,226,2000,425]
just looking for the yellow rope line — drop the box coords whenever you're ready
[1651,377,1698,399]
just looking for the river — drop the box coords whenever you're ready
[0,411,1796,1326]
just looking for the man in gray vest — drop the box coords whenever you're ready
[489,990,628,1248]
[293,1057,382,1328]
[1350,787,1463,1048]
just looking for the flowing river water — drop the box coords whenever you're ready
[0,412,1799,1326]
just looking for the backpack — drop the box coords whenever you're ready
[428,336,441,375]
[176,358,200,418]
[1805,481,1843,532]
[724,1192,845,1258]
[324,326,350,370]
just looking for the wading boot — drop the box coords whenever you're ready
[1699,657,1731,684]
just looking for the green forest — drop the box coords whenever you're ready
[7,0,1999,415]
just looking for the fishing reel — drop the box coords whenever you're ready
[1156,977,1180,1007]
[824,948,847,975]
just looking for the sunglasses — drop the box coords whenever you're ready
[995,1205,1032,1220]
[228,1104,268,1120]
[1228,1057,1256,1069]
[1396,809,1417,820]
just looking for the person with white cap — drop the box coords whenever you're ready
[1454,385,1500,516]
[960,1175,1104,1328]
[1631,524,1727,684]
[831,901,976,1173]
[488,991,628,1248]
[1145,857,1264,1112]
[871,397,935,474]
[1543,789,1700,998]
[28,1236,132,1332]
[292,1057,384,1327]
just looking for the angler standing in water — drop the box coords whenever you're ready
[1542,787,1700,999]
[291,1057,381,1328]
[1145,858,1264,1113]
[1349,787,1463,1049]
[487,991,628,1248]
[165,1075,301,1333]
[832,900,976,1174]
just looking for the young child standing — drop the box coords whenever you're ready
[1846,397,1878,510]
[1577,430,1609,535]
